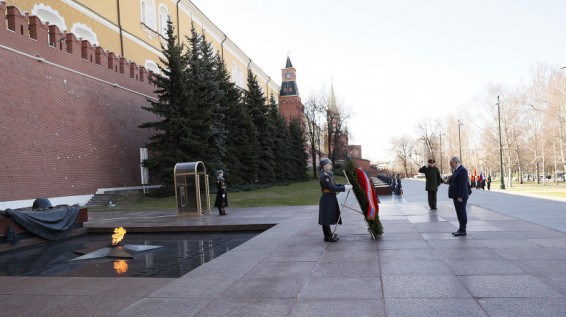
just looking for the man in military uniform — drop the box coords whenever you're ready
[419,159,443,210]
[318,158,352,242]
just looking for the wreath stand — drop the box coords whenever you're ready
[332,171,377,240]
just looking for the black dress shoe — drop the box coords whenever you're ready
[453,231,467,236]
[324,236,338,242]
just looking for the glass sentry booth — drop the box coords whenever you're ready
[174,162,210,215]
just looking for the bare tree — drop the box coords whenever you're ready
[387,63,566,185]
[391,135,415,177]
[324,91,350,164]
[415,119,441,162]
[546,70,566,176]
[304,90,326,178]
[523,63,550,183]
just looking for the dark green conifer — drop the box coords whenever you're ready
[183,23,218,167]
[214,54,254,185]
[198,31,226,173]
[267,95,292,182]
[243,70,275,183]
[288,118,309,181]
[139,19,190,193]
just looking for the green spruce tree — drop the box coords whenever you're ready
[139,19,190,193]
[183,23,217,167]
[243,69,275,183]
[233,102,260,185]
[288,118,309,181]
[267,95,292,182]
[198,31,226,173]
[214,54,255,185]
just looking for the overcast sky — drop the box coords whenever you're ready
[191,0,566,162]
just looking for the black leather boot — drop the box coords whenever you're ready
[322,225,338,242]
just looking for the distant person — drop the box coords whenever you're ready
[487,175,492,191]
[448,156,469,236]
[214,170,227,215]
[318,158,352,242]
[470,174,476,189]
[419,159,442,210]
[390,174,397,194]
[394,174,403,195]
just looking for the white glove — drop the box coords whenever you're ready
[222,194,225,198]
[344,184,353,190]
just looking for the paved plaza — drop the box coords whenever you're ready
[2,179,566,316]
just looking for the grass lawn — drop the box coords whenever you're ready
[490,180,566,199]
[89,176,348,212]
[87,177,564,212]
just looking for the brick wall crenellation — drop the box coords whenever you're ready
[0,2,161,201]
[0,2,156,97]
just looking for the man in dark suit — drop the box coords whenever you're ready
[448,156,469,236]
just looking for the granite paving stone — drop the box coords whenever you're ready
[375,238,431,250]
[515,259,566,275]
[443,259,526,275]
[478,298,566,317]
[528,238,566,248]
[194,298,295,317]
[289,298,386,317]
[311,260,380,278]
[458,274,565,298]
[539,274,566,295]
[221,276,308,299]
[491,245,566,260]
[3,179,566,316]
[380,260,453,275]
[379,248,442,261]
[118,297,211,317]
[300,277,383,299]
[385,298,488,317]
[382,275,473,298]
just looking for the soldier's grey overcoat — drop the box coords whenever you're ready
[318,171,345,225]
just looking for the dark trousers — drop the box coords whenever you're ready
[322,225,332,238]
[427,191,437,209]
[453,197,468,232]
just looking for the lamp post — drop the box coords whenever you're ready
[496,96,505,189]
[457,119,463,161]
[439,133,443,174]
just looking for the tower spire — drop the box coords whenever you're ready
[278,54,303,123]
[286,55,293,68]
[329,78,337,110]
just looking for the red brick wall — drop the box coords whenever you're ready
[349,145,362,159]
[354,158,371,170]
[0,3,158,201]
[279,95,304,124]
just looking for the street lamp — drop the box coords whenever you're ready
[439,132,443,174]
[496,96,505,189]
[527,103,546,186]
[457,119,463,161]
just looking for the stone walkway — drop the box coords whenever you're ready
[1,179,566,316]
